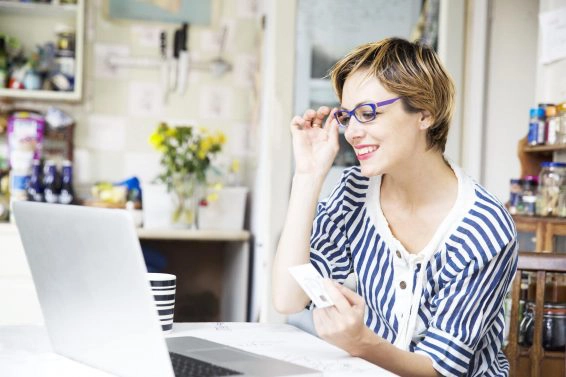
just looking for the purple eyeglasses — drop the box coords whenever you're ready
[334,97,401,128]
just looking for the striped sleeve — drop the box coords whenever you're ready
[309,172,353,284]
[415,237,518,376]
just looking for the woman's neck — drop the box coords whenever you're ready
[380,151,457,211]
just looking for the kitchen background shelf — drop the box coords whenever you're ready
[0,0,84,102]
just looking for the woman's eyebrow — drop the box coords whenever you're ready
[340,99,375,110]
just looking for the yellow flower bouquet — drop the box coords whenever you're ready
[149,122,226,227]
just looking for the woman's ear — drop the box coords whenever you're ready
[419,111,433,130]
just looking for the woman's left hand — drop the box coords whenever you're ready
[312,280,369,355]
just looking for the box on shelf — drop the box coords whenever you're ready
[198,187,247,231]
[141,183,173,229]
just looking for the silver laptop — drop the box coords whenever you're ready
[13,201,320,377]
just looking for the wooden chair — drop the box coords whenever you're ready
[506,252,566,377]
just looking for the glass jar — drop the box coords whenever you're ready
[508,178,523,215]
[521,176,538,216]
[538,162,566,217]
[519,302,566,351]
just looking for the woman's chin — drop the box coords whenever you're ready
[359,162,385,178]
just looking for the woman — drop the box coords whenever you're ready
[272,38,517,377]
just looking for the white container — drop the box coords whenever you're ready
[198,187,248,231]
[142,183,174,229]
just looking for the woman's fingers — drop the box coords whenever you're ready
[303,109,317,128]
[290,115,305,131]
[333,281,365,307]
[312,106,330,128]
[291,107,334,132]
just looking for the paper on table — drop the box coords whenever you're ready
[539,7,566,65]
[169,323,398,377]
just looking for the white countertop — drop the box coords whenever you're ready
[0,323,398,377]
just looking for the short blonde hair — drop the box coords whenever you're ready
[330,38,455,153]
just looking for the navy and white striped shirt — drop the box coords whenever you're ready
[309,165,518,377]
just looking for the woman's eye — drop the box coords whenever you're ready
[361,112,375,121]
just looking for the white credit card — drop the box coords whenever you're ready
[288,264,335,308]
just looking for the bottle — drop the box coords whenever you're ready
[521,176,538,216]
[59,160,74,205]
[536,107,547,145]
[508,178,523,215]
[27,159,44,202]
[0,37,7,89]
[528,108,540,146]
[546,105,559,145]
[558,103,566,145]
[43,160,59,204]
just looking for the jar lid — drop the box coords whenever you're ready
[540,162,566,168]
[524,175,539,185]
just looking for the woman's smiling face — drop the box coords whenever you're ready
[341,69,430,177]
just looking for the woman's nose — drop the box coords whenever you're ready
[344,119,365,140]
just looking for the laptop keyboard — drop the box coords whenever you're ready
[169,352,243,377]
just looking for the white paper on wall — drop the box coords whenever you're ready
[94,44,131,79]
[73,148,92,184]
[86,115,127,152]
[237,0,261,18]
[124,152,161,184]
[234,54,258,88]
[131,25,162,48]
[540,7,566,64]
[228,123,251,155]
[199,86,233,119]
[199,21,235,53]
[128,82,164,117]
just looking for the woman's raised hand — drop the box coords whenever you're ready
[290,106,340,178]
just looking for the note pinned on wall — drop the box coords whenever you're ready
[128,82,164,118]
[540,7,566,64]
[94,44,130,79]
[86,115,127,152]
[131,26,162,48]
[199,86,233,119]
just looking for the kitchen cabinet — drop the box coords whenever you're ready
[0,0,85,101]
[505,137,566,377]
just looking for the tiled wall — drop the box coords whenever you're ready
[71,0,262,187]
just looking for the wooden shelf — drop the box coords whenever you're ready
[513,215,566,224]
[0,1,77,17]
[524,144,566,153]
[518,347,565,359]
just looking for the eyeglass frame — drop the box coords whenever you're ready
[334,97,401,128]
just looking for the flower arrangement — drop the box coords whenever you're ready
[149,122,226,186]
[148,122,226,226]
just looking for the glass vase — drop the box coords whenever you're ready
[170,174,202,229]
